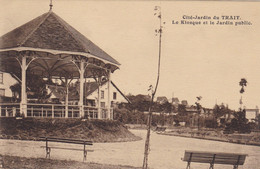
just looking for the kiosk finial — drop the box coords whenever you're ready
[49,0,53,11]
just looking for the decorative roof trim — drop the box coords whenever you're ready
[0,47,120,67]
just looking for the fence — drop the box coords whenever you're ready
[0,103,113,120]
[0,103,20,117]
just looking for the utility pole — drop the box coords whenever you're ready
[142,6,164,169]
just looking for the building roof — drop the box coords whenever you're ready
[172,97,179,103]
[181,100,188,106]
[85,81,105,97]
[156,96,168,103]
[0,11,120,77]
[0,11,120,66]
[186,107,197,112]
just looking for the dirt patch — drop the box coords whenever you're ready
[0,118,141,142]
[0,154,141,169]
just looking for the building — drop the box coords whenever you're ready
[185,106,197,114]
[0,5,120,119]
[85,81,131,108]
[181,100,188,106]
[171,97,180,105]
[0,71,18,102]
[245,107,259,122]
[47,80,130,108]
[201,108,213,116]
[156,96,168,104]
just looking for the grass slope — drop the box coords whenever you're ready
[0,118,141,142]
[0,154,141,169]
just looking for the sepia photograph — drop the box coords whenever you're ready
[0,0,259,168]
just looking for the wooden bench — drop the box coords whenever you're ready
[39,137,93,162]
[182,150,247,169]
[155,126,166,132]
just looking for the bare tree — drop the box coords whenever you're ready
[142,6,165,169]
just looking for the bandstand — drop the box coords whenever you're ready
[0,5,120,119]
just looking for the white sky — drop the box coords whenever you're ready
[0,0,259,110]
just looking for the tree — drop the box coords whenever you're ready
[213,104,233,118]
[195,96,202,130]
[239,78,247,109]
[126,94,151,112]
[113,107,130,124]
[158,101,172,114]
[10,72,51,103]
[143,6,164,169]
[27,74,51,102]
[178,104,187,116]
[239,78,247,94]
[10,83,21,101]
[213,104,233,128]
[257,114,260,130]
[225,109,251,133]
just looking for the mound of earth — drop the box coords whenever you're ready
[0,117,141,142]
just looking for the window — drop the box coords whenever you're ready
[0,89,5,96]
[101,90,104,99]
[101,102,105,108]
[113,92,117,100]
[0,73,3,84]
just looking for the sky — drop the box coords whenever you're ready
[0,0,259,110]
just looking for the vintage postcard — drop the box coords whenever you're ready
[0,0,259,169]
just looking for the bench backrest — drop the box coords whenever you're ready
[39,137,93,145]
[183,150,247,165]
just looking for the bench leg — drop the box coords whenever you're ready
[186,161,191,169]
[209,163,214,169]
[83,150,87,162]
[233,165,238,169]
[46,147,51,159]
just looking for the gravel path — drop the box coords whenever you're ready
[0,130,259,169]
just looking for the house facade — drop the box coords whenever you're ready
[86,81,130,108]
[245,107,259,122]
[0,72,18,101]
